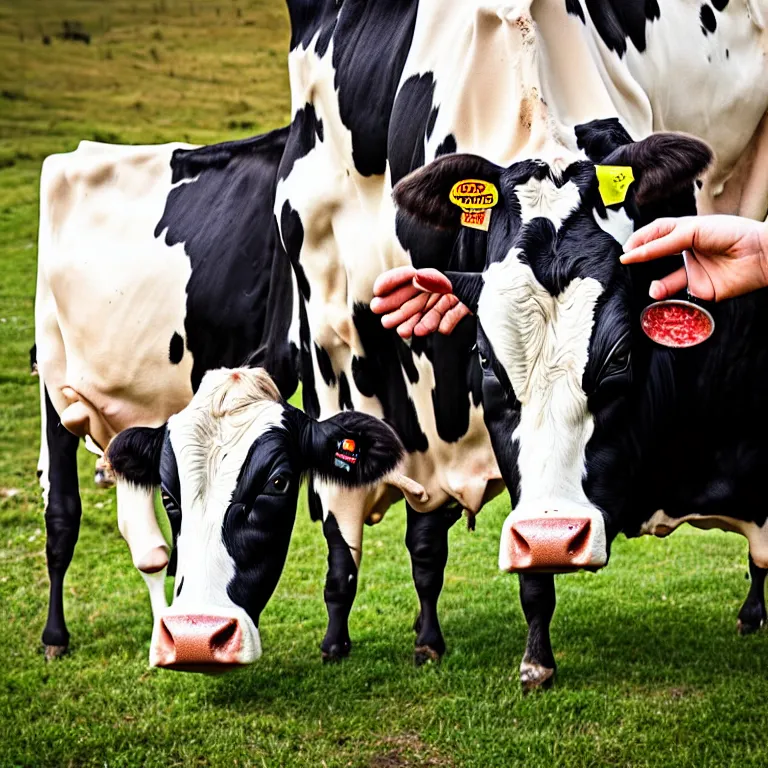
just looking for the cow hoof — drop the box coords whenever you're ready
[737,617,765,636]
[520,661,555,694]
[414,645,442,666]
[44,644,68,661]
[321,641,351,663]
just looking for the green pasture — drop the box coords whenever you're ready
[1,2,767,766]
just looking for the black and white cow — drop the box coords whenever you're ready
[279,0,768,679]
[35,127,299,660]
[106,366,408,669]
[377,0,768,689]
[277,0,505,665]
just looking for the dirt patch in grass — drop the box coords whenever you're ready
[368,733,453,768]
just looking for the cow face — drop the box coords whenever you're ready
[108,367,404,671]
[394,125,711,574]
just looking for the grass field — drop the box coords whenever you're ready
[2,2,768,766]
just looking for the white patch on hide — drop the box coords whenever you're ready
[514,176,582,230]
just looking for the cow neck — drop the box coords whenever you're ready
[402,0,630,169]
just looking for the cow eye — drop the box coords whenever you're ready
[598,335,631,382]
[478,351,491,371]
[160,490,179,510]
[266,474,290,495]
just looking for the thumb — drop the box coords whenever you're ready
[648,266,688,300]
[412,268,453,295]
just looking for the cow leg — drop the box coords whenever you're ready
[40,385,82,660]
[320,510,360,662]
[738,554,767,635]
[405,503,462,666]
[518,573,557,693]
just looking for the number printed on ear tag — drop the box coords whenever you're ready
[449,179,499,211]
[595,165,635,206]
[460,209,491,231]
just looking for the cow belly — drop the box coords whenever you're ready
[401,357,502,515]
[37,143,196,447]
[640,510,768,568]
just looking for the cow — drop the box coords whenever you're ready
[368,0,768,689]
[35,127,300,660]
[106,365,411,669]
[277,0,507,666]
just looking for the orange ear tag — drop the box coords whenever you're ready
[460,209,491,231]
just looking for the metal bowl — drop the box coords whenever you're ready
[640,299,715,349]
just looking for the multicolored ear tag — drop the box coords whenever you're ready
[595,165,635,206]
[334,438,359,473]
[449,179,499,232]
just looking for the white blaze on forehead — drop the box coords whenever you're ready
[166,368,285,610]
[514,175,582,230]
[477,250,603,503]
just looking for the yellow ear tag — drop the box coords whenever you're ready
[450,179,498,231]
[449,179,499,211]
[595,165,635,206]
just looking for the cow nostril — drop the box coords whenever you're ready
[158,617,176,652]
[567,522,590,555]
[210,619,238,653]
[510,526,531,555]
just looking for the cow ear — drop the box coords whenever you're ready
[575,117,634,163]
[107,425,166,488]
[298,410,404,488]
[602,132,713,206]
[393,154,503,230]
[444,271,484,314]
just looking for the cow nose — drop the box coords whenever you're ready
[508,517,593,572]
[152,615,243,672]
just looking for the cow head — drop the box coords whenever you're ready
[108,367,404,671]
[393,121,712,574]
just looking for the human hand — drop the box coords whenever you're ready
[370,266,472,338]
[620,215,768,302]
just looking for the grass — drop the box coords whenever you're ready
[1,1,768,766]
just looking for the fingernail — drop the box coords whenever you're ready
[648,281,663,300]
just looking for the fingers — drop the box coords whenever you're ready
[621,218,696,265]
[682,250,716,301]
[414,294,458,336]
[373,265,460,337]
[648,266,688,300]
[371,282,420,315]
[437,301,472,335]
[373,266,417,298]
[380,291,430,331]
[396,311,424,338]
[412,268,453,295]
